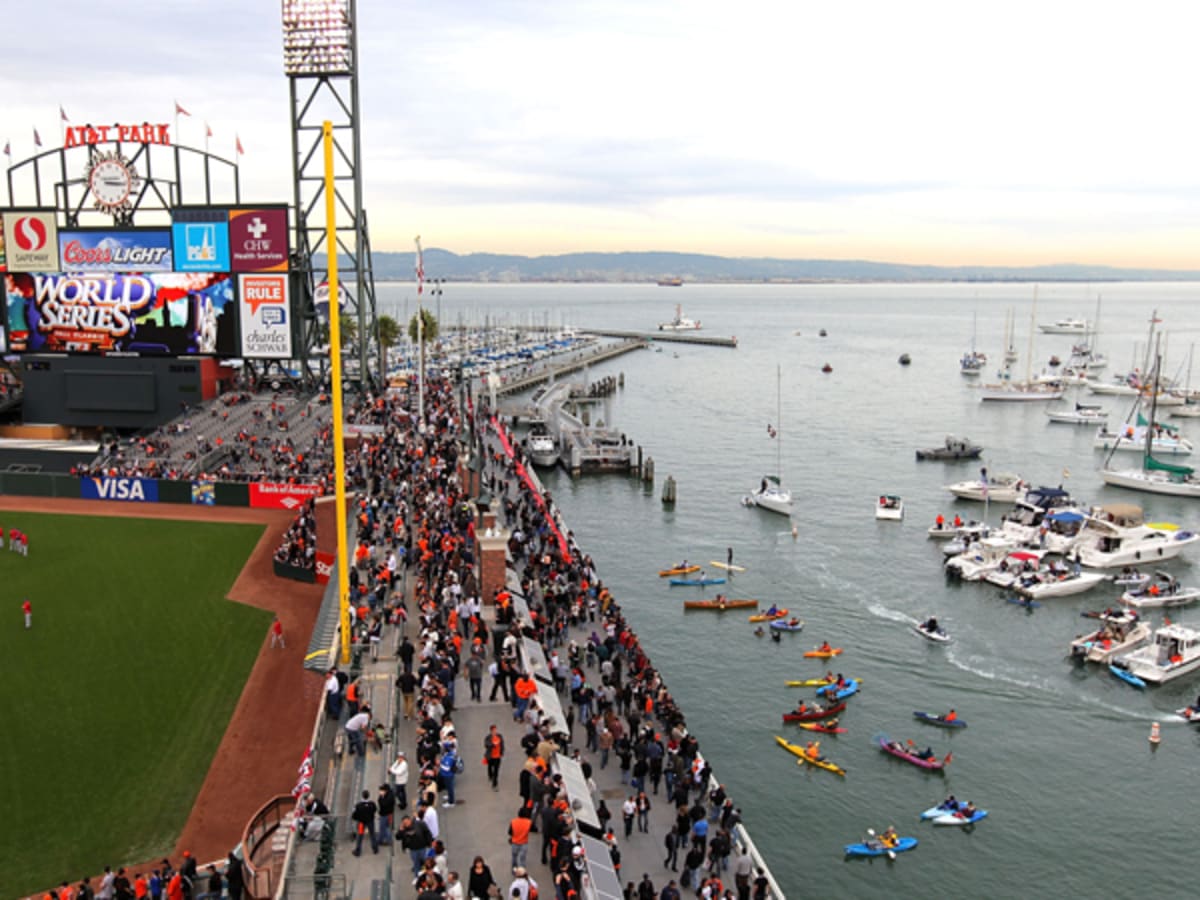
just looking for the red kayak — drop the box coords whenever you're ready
[877,734,951,771]
[782,701,847,723]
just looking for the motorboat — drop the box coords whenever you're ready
[876,494,904,520]
[978,380,1064,402]
[1094,425,1193,457]
[960,350,987,376]
[947,540,1039,582]
[527,421,559,468]
[1070,610,1150,663]
[658,303,701,331]
[1038,317,1090,335]
[995,487,1080,550]
[1046,403,1108,425]
[1117,622,1200,684]
[945,472,1027,503]
[940,521,992,556]
[1013,565,1107,600]
[1121,572,1200,609]
[899,353,912,366]
[1073,505,1200,569]
[915,436,983,461]
[981,549,1048,587]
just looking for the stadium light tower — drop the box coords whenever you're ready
[282,0,380,387]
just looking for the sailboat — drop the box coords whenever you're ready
[1101,352,1200,498]
[745,365,794,515]
[960,307,986,376]
[979,288,1063,401]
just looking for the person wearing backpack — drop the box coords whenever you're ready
[351,789,379,856]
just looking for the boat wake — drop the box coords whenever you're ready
[943,648,1056,694]
[866,602,918,625]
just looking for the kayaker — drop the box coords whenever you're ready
[804,741,823,762]
[817,641,833,654]
[915,747,935,761]
[788,617,801,627]
[880,827,899,849]
[940,795,958,811]
[958,801,978,819]
[823,717,839,729]
[766,604,780,617]
[753,627,765,637]
[943,709,958,723]
[834,673,847,689]
[793,701,809,716]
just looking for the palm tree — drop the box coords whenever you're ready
[408,308,439,345]
[316,313,359,350]
[378,314,401,379]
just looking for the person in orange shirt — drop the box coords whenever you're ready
[133,873,149,900]
[514,672,538,720]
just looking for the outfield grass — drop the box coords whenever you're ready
[0,512,270,897]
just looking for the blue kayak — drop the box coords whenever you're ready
[817,678,859,700]
[769,619,805,632]
[913,711,967,729]
[844,836,918,857]
[1109,664,1146,689]
[669,577,726,586]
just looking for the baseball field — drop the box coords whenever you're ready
[3,511,271,897]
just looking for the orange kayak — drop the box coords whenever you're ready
[659,564,701,577]
[748,608,788,623]
[803,648,844,659]
[684,598,758,610]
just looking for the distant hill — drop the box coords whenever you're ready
[326,249,1200,283]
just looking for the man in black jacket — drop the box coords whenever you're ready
[397,814,434,878]
[352,790,379,856]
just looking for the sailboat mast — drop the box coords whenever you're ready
[1025,287,1038,384]
[776,364,782,481]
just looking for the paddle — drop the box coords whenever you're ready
[866,828,896,860]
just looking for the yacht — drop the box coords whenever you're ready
[658,304,701,331]
[527,421,559,468]
[1117,622,1200,684]
[1073,504,1200,568]
[1038,317,1090,335]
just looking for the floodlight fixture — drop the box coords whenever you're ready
[282,0,354,76]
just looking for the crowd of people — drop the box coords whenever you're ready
[273,497,318,572]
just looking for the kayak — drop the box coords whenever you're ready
[709,561,747,573]
[774,735,847,776]
[669,577,726,586]
[913,624,951,643]
[1109,664,1146,689]
[932,809,988,826]
[683,598,758,610]
[803,648,843,658]
[920,800,965,820]
[782,701,846,723]
[769,619,805,632]
[786,676,836,687]
[844,837,917,858]
[877,734,951,771]
[913,711,967,729]
[816,679,859,701]
[798,721,847,734]
[659,565,700,577]
[749,608,788,623]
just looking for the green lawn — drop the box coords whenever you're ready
[0,512,270,897]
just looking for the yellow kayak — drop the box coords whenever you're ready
[659,564,701,577]
[774,735,847,777]
[786,676,862,688]
[749,608,788,623]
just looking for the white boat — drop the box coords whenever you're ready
[1121,572,1200,609]
[1170,404,1200,419]
[914,621,951,643]
[1118,622,1200,684]
[1070,610,1150,664]
[979,380,1064,402]
[947,539,1040,581]
[527,422,559,468]
[1094,425,1193,457]
[1046,403,1108,425]
[1073,505,1200,568]
[1014,565,1107,600]
[745,366,793,516]
[996,487,1079,550]
[876,494,903,520]
[960,350,987,376]
[945,472,1027,503]
[1038,317,1090,335]
[1088,380,1141,397]
[658,304,701,331]
[940,521,992,556]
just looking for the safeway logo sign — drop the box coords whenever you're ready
[2,211,58,270]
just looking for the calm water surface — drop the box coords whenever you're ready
[387,282,1200,897]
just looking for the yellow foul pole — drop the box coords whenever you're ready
[323,121,352,666]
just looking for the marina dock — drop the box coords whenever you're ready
[587,329,738,348]
[490,338,647,397]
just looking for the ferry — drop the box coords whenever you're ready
[658,303,702,331]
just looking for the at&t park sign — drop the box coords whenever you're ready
[63,123,173,148]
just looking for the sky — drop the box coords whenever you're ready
[5,0,1200,268]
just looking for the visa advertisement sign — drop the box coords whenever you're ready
[81,476,159,502]
[229,208,288,272]
[58,229,173,272]
[2,211,58,271]
[171,208,230,272]
[239,274,293,359]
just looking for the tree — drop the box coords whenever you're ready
[378,315,401,379]
[317,313,358,350]
[408,308,439,345]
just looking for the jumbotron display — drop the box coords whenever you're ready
[0,205,292,359]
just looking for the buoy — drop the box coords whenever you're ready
[791,524,799,540]
[1149,721,1161,744]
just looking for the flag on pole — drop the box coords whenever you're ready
[3,141,10,161]
[205,122,213,139]
[174,100,191,117]
[414,236,425,294]
[33,128,42,148]
[1063,467,1071,480]
[979,466,988,499]
[235,135,244,155]
[59,105,69,123]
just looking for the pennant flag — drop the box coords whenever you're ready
[766,424,777,438]
[414,235,425,294]
[3,141,10,160]
[59,105,69,123]
[33,128,42,147]
[205,121,213,138]
[174,100,191,117]
[236,134,244,155]
[1062,467,1071,480]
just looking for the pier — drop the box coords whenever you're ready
[586,329,738,348]
[489,338,647,397]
